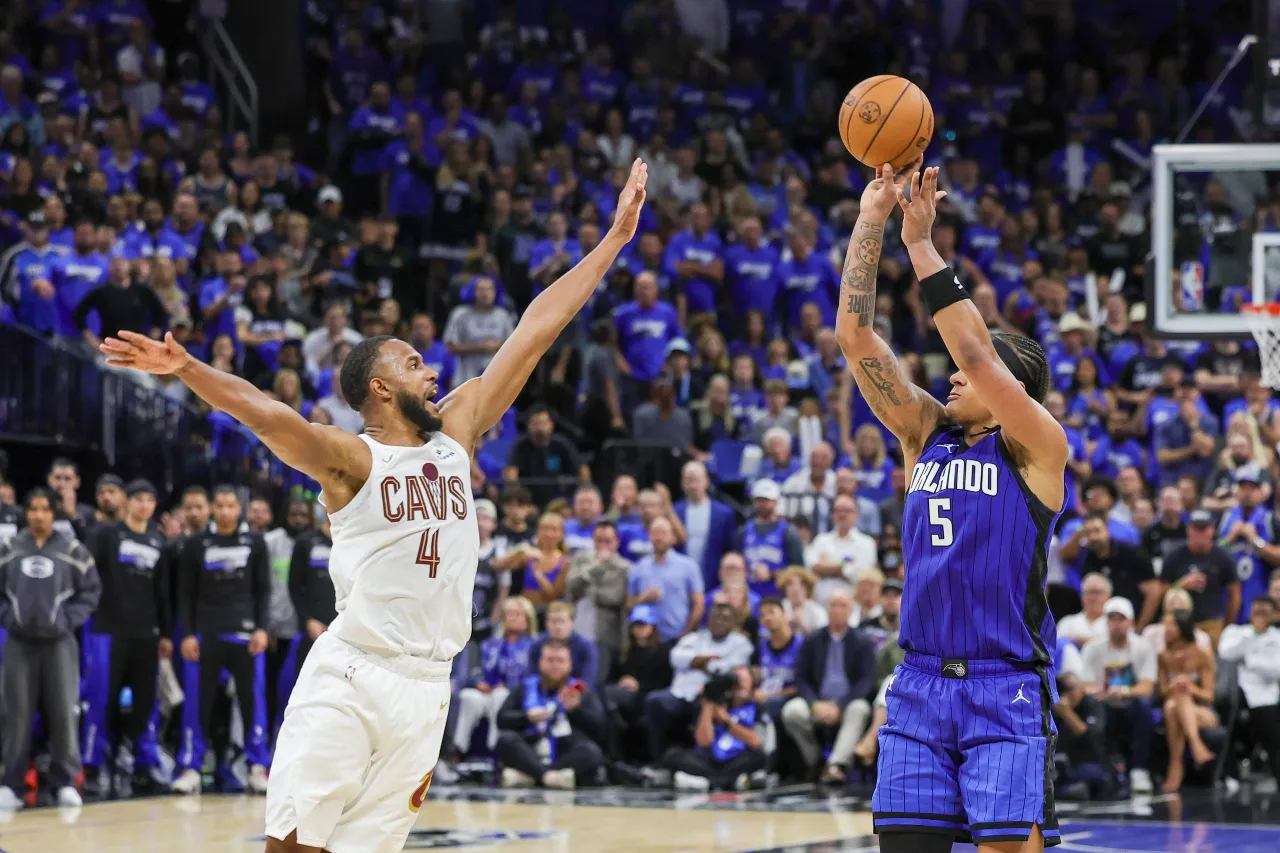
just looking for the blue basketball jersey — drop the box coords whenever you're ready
[742,518,790,597]
[899,425,1063,664]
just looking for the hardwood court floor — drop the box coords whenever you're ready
[0,794,871,853]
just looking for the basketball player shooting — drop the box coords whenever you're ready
[836,162,1068,853]
[100,159,648,853]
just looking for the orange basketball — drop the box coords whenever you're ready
[838,75,934,170]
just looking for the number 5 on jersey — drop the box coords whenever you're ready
[416,529,441,577]
[928,497,953,547]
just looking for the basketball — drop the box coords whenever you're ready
[838,75,934,170]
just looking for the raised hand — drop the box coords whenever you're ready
[860,158,921,222]
[609,158,648,241]
[895,165,948,246]
[100,330,190,375]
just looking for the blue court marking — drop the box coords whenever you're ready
[1048,820,1280,853]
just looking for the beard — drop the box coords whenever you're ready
[396,389,444,435]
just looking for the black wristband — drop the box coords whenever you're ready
[919,266,971,316]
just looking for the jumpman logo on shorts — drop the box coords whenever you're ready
[1012,683,1030,705]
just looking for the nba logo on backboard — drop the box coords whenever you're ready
[1179,261,1204,312]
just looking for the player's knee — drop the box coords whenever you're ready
[780,697,809,727]
[580,738,605,766]
[844,698,871,721]
[1162,697,1178,716]
[495,730,522,751]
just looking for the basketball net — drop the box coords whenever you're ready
[1243,304,1280,389]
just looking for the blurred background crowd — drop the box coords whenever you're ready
[0,0,1278,807]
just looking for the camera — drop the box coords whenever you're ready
[702,673,737,706]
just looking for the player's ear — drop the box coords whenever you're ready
[369,376,391,401]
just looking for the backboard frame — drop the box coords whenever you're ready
[1150,143,1279,339]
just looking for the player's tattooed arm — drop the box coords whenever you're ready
[835,210,942,459]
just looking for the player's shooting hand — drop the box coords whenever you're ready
[249,629,269,655]
[609,158,648,242]
[895,165,947,246]
[101,330,190,375]
[181,636,200,662]
[860,159,920,222]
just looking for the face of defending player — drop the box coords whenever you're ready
[373,340,443,434]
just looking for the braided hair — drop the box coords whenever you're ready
[992,332,1051,403]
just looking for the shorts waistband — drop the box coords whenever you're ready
[332,635,453,681]
[903,651,1041,679]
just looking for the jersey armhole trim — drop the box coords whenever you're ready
[922,422,960,452]
[322,435,380,527]
[994,431,1062,525]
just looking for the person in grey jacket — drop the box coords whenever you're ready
[0,488,102,809]
[566,519,631,681]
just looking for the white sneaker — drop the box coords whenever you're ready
[170,769,202,794]
[247,765,269,795]
[641,766,672,787]
[55,787,82,808]
[542,768,575,790]
[673,771,710,792]
[501,767,535,788]
[432,762,459,785]
[733,773,752,791]
[0,787,22,811]
[1129,768,1153,795]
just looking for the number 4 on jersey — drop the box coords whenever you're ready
[928,497,953,547]
[416,529,441,577]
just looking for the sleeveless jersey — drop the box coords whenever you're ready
[900,425,1063,664]
[758,633,803,695]
[742,518,789,597]
[323,433,479,662]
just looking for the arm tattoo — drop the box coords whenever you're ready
[857,357,904,408]
[839,220,883,328]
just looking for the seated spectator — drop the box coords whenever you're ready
[858,576,903,654]
[754,595,803,719]
[603,605,674,764]
[626,516,703,643]
[504,404,585,506]
[1157,609,1218,793]
[530,601,599,687]
[779,442,837,533]
[1058,572,1112,647]
[1080,597,1157,794]
[804,494,877,604]
[780,589,876,784]
[495,639,607,790]
[851,565,884,626]
[515,512,569,614]
[663,666,766,791]
[1161,508,1240,647]
[643,600,753,771]
[853,670,891,769]
[454,598,536,755]
[706,552,760,618]
[777,566,826,635]
[632,373,696,455]
[1217,596,1280,786]
[565,520,630,680]
[1140,587,1214,653]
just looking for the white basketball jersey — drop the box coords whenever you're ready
[322,433,478,662]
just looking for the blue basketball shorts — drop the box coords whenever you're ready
[872,652,1061,847]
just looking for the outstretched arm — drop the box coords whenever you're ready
[835,162,943,462]
[442,159,649,441]
[100,332,371,501]
[896,166,1067,469]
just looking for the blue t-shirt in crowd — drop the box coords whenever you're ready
[664,229,723,315]
[723,242,781,319]
[777,251,839,329]
[613,300,681,382]
[627,550,704,642]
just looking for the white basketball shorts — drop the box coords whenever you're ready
[265,631,452,853]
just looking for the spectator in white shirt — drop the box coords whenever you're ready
[780,442,837,534]
[316,362,365,434]
[1218,596,1280,786]
[804,494,877,604]
[851,566,884,626]
[117,19,164,116]
[1080,597,1158,794]
[1058,573,1111,648]
[303,303,365,375]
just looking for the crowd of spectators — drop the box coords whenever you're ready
[0,0,1279,806]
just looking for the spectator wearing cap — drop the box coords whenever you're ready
[0,488,100,809]
[1059,572,1114,648]
[663,337,706,406]
[94,473,127,525]
[631,373,696,454]
[566,519,630,679]
[74,255,167,351]
[8,210,65,334]
[1218,596,1280,786]
[442,276,516,386]
[311,185,355,247]
[626,516,703,644]
[1047,312,1107,393]
[736,479,805,598]
[1154,376,1219,488]
[1080,596,1158,794]
[644,599,753,769]
[673,461,737,590]
[1163,508,1240,646]
[614,270,682,402]
[1080,512,1161,630]
[82,478,171,791]
[602,603,674,763]
[1218,463,1277,622]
